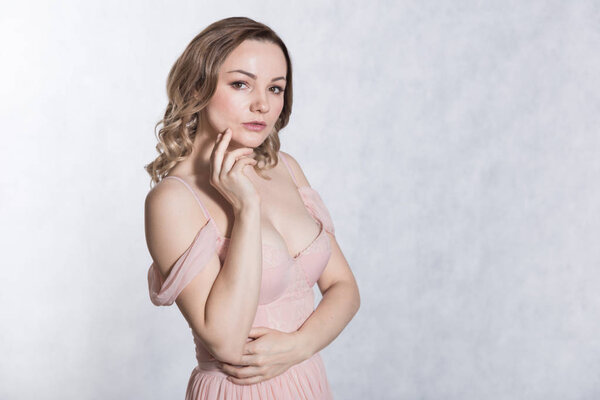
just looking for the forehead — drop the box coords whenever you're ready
[221,39,287,77]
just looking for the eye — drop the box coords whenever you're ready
[231,81,285,94]
[271,86,285,95]
[231,81,248,90]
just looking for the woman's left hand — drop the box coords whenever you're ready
[217,326,309,385]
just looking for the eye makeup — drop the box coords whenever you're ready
[230,81,285,94]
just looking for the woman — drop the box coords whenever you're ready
[144,16,360,400]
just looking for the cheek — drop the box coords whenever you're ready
[209,90,238,114]
[205,91,242,125]
[275,99,285,115]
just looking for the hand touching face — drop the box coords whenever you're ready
[203,39,287,150]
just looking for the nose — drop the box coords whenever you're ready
[250,90,270,113]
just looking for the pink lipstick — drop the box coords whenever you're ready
[242,121,267,132]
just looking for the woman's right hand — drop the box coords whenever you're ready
[209,128,260,212]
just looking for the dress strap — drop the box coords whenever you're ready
[162,176,213,222]
[279,152,299,187]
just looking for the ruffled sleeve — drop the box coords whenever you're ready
[147,221,218,306]
[298,186,335,236]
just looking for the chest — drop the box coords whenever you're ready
[207,166,322,260]
[254,179,321,257]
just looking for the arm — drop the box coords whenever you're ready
[145,180,262,365]
[280,152,361,358]
[293,234,360,359]
[218,240,359,386]
[213,153,360,385]
[204,201,262,361]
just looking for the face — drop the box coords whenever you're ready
[202,39,287,150]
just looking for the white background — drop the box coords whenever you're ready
[1,1,600,399]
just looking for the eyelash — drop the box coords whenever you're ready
[230,81,285,95]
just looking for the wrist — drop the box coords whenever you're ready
[291,330,314,362]
[233,199,261,217]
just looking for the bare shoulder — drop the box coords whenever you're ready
[279,151,311,188]
[144,178,208,277]
[145,178,206,222]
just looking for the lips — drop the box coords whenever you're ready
[241,122,267,132]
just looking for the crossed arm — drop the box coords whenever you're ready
[219,153,361,385]
[221,231,360,385]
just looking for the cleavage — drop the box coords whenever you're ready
[250,166,321,258]
[261,212,321,259]
[204,163,320,258]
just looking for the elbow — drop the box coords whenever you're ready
[191,318,246,364]
[198,327,246,364]
[209,342,245,365]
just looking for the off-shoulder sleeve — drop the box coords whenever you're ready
[298,186,335,236]
[147,221,218,306]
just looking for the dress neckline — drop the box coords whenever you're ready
[215,214,325,262]
[212,186,326,261]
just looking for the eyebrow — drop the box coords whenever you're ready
[227,69,286,82]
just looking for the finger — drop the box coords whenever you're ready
[226,375,264,386]
[220,364,261,379]
[242,341,255,355]
[242,339,265,358]
[248,326,272,338]
[229,156,257,175]
[237,353,260,365]
[210,130,226,178]
[211,128,232,178]
[219,128,233,151]
[221,147,255,174]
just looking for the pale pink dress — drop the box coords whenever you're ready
[147,153,335,399]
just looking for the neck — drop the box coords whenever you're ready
[170,118,256,178]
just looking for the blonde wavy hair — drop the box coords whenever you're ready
[145,17,294,187]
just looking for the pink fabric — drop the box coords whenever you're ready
[298,187,335,237]
[148,219,217,306]
[147,157,336,399]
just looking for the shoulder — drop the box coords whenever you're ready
[279,151,311,188]
[145,178,205,224]
[145,178,209,276]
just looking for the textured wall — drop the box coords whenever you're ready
[1,1,599,399]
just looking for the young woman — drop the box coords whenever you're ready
[144,16,360,400]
